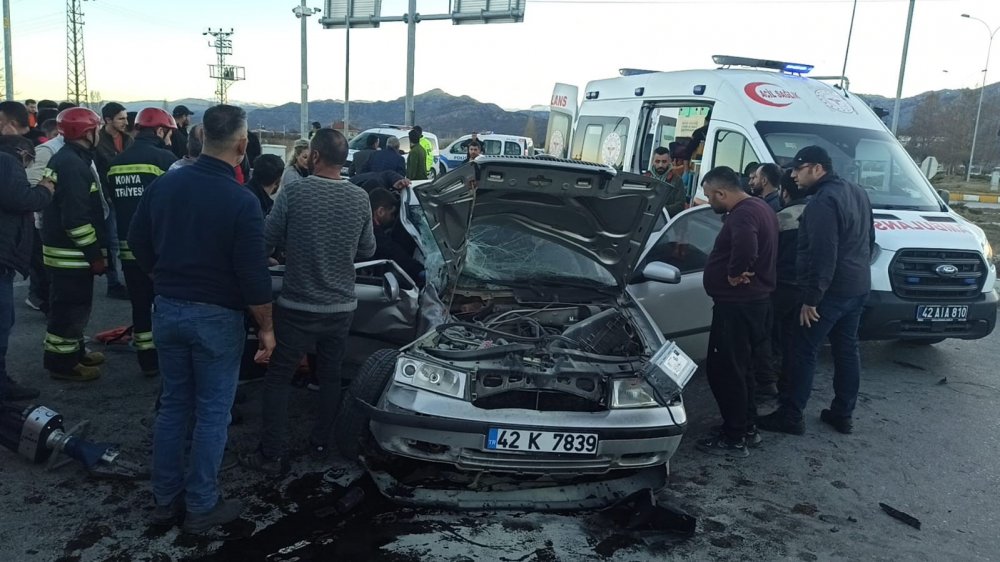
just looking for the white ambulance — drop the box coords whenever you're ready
[546,55,997,347]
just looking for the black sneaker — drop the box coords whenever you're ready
[710,424,763,448]
[0,375,40,401]
[756,382,779,398]
[238,448,289,476]
[149,495,185,527]
[757,410,805,435]
[182,497,243,535]
[820,409,853,434]
[696,433,749,458]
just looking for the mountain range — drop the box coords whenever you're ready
[118,82,1000,145]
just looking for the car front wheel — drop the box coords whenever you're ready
[334,348,399,460]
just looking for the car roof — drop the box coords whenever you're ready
[361,127,439,140]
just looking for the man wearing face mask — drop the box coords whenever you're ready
[39,108,109,382]
[106,108,178,377]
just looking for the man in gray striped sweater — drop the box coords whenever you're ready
[242,128,376,474]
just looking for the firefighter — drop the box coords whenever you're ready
[40,108,108,381]
[107,108,177,376]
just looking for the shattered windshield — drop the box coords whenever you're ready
[461,222,618,288]
[756,121,944,212]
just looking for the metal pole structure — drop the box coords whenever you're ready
[344,14,350,137]
[839,0,858,90]
[891,0,915,135]
[299,0,309,139]
[405,0,416,126]
[963,14,999,183]
[3,0,13,100]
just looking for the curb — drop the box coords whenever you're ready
[949,192,1000,204]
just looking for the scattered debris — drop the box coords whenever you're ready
[937,377,948,385]
[892,360,926,371]
[598,489,696,537]
[879,503,921,530]
[792,503,819,517]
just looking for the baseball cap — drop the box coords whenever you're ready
[787,145,832,168]
[172,105,195,117]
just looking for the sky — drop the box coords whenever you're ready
[4,0,1000,111]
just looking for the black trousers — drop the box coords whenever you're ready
[706,299,771,440]
[122,261,157,372]
[28,227,49,308]
[772,284,802,393]
[43,268,94,373]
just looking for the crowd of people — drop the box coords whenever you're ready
[0,98,427,533]
[695,146,875,458]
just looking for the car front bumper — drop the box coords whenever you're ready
[363,383,687,476]
[859,289,998,340]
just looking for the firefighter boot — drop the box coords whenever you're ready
[49,363,101,382]
[80,350,106,367]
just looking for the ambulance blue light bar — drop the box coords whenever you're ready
[712,55,813,75]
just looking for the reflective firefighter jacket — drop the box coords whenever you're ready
[40,142,107,270]
[106,135,177,261]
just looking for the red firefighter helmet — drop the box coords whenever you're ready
[135,107,178,130]
[56,107,101,142]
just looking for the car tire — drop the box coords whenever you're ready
[427,167,437,182]
[334,348,399,460]
[902,337,946,346]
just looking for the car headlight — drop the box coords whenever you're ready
[983,239,995,266]
[611,378,660,409]
[394,357,468,399]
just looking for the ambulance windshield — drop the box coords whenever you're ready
[756,121,944,212]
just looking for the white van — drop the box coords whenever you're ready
[346,125,441,179]
[546,55,997,347]
[439,133,535,174]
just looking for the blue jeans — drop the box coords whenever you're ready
[781,293,868,420]
[0,268,14,385]
[151,296,245,514]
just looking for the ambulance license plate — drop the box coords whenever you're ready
[915,305,968,322]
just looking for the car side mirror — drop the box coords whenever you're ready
[937,189,950,204]
[382,271,400,302]
[641,262,681,284]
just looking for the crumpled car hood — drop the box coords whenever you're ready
[414,156,671,288]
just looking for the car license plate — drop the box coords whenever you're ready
[486,428,598,455]
[916,305,969,322]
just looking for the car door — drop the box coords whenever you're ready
[628,205,723,361]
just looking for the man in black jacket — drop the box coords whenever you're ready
[759,146,874,436]
[368,187,424,284]
[770,170,808,394]
[107,108,177,377]
[0,136,53,401]
[94,102,131,300]
[170,105,195,160]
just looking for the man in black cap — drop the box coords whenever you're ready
[758,145,874,437]
[171,105,195,160]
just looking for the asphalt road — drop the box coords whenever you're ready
[1,279,999,561]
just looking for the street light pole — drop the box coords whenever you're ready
[891,0,915,136]
[962,14,1000,183]
[294,1,320,140]
[839,0,858,90]
[405,0,417,126]
[3,0,13,100]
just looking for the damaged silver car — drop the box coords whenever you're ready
[334,157,703,508]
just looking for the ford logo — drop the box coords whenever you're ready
[935,264,959,277]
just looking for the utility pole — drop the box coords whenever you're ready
[345,14,350,137]
[293,2,320,139]
[839,0,858,90]
[404,0,416,126]
[204,28,245,104]
[891,0,915,136]
[66,0,89,106]
[3,0,13,100]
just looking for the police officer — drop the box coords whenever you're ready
[107,108,177,376]
[40,108,107,382]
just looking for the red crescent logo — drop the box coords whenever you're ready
[744,82,798,108]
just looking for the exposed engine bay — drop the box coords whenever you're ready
[407,295,655,412]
